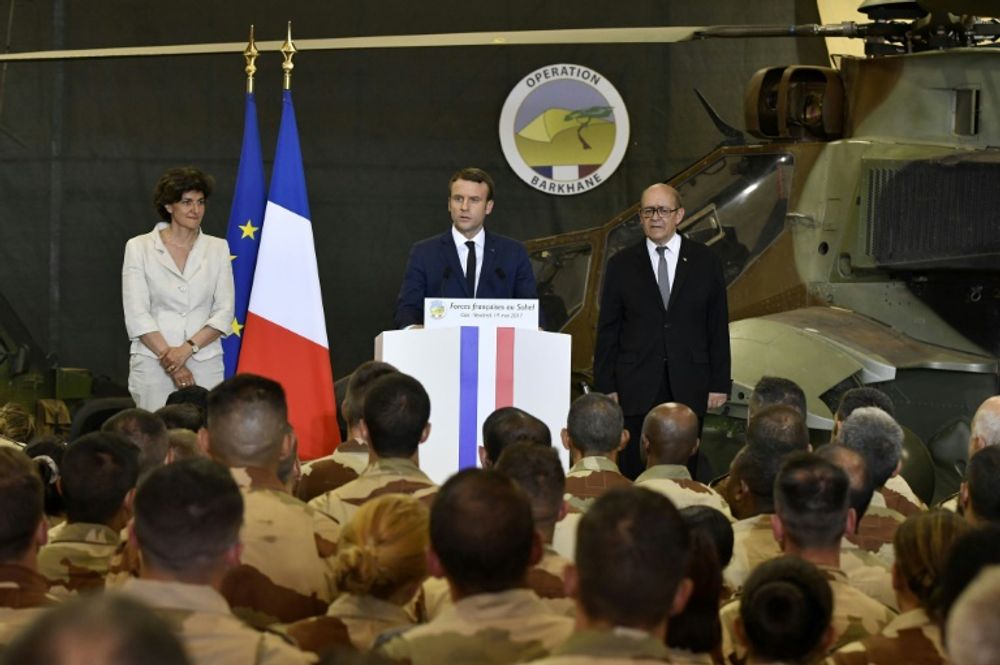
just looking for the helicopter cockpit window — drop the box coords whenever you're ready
[529,242,592,331]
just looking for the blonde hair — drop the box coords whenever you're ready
[0,403,35,444]
[336,494,429,600]
[894,509,969,613]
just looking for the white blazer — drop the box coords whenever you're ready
[122,223,235,360]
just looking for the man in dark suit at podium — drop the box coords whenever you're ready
[394,168,538,329]
[594,183,731,480]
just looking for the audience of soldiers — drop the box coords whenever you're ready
[0,373,996,665]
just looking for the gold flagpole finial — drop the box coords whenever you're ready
[243,24,259,94]
[280,21,296,91]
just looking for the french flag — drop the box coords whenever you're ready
[237,89,340,460]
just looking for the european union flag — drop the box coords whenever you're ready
[222,92,267,378]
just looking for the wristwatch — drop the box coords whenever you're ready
[186,339,200,354]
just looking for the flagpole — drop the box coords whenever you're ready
[244,24,258,94]
[281,22,296,91]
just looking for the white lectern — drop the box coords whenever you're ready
[374,320,571,485]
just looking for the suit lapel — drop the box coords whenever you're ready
[152,230,185,280]
[667,236,690,312]
[438,232,468,296]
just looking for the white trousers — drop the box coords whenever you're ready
[128,353,224,411]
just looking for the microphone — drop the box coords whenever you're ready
[495,267,506,280]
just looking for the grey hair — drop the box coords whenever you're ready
[972,397,1000,448]
[946,567,1000,665]
[838,406,903,488]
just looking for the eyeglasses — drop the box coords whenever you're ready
[640,206,679,219]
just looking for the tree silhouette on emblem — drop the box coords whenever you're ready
[564,106,613,150]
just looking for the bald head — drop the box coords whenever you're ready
[642,402,699,467]
[641,183,682,208]
[971,396,1000,454]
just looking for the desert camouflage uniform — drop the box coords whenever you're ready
[564,457,632,513]
[295,438,370,503]
[38,521,120,597]
[0,563,58,649]
[878,476,925,517]
[841,540,896,610]
[285,592,413,654]
[527,627,712,664]
[845,505,905,568]
[721,565,895,663]
[551,512,582,562]
[529,546,574,617]
[634,465,733,519]
[723,514,778,590]
[376,588,574,665]
[826,608,945,665]
[308,457,437,528]
[220,467,339,628]
[937,493,960,513]
[121,578,315,665]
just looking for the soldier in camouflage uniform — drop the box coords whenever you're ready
[121,457,314,665]
[560,394,631,514]
[635,402,732,518]
[377,469,573,665]
[0,447,59,649]
[496,442,574,616]
[946,566,1000,665]
[957,445,1000,526]
[296,361,398,503]
[479,406,551,469]
[828,510,968,665]
[309,373,438,529]
[939,395,1000,513]
[201,374,338,627]
[721,453,895,663]
[528,486,707,665]
[38,431,140,597]
[101,407,171,478]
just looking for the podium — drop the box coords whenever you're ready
[374,322,571,485]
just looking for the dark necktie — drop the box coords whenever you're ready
[656,246,671,310]
[465,240,477,297]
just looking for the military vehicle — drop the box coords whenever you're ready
[526,1,1000,502]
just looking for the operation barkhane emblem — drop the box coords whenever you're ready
[499,64,629,196]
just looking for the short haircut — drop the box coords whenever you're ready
[482,407,552,466]
[4,593,191,665]
[430,469,534,595]
[336,494,428,600]
[61,432,140,525]
[642,403,700,465]
[165,385,210,412]
[774,452,850,550]
[971,397,1000,447]
[815,443,874,522]
[0,402,36,443]
[101,408,169,477]
[566,393,624,455]
[362,373,430,458]
[740,556,833,662]
[342,361,398,426]
[495,442,565,529]
[966,446,1000,523]
[155,403,204,433]
[134,458,243,576]
[893,510,968,611]
[835,387,895,421]
[729,443,790,511]
[0,447,44,562]
[680,505,734,569]
[206,374,288,467]
[747,404,809,453]
[576,487,691,630]
[838,406,903,487]
[277,430,298,486]
[748,376,806,419]
[449,167,495,201]
[947,567,1000,665]
[166,429,204,462]
[667,529,722,654]
[152,166,214,222]
[935,525,1000,624]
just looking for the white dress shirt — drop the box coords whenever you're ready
[645,232,681,292]
[452,225,485,295]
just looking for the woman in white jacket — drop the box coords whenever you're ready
[122,167,234,410]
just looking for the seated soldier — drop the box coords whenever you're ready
[560,394,631,513]
[680,505,734,601]
[4,593,190,665]
[479,407,551,469]
[101,408,170,477]
[636,402,731,518]
[747,376,807,421]
[200,374,338,627]
[529,486,699,665]
[496,442,572,614]
[734,556,835,665]
[959,445,1000,526]
[309,373,437,527]
[945,566,1000,665]
[830,510,969,665]
[0,402,36,446]
[720,453,895,662]
[121,457,313,665]
[297,361,398,503]
[286,494,428,654]
[38,432,139,597]
[0,448,58,649]
[165,428,206,463]
[154,403,204,433]
[376,469,573,665]
[940,395,1000,512]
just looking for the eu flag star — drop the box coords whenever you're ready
[230,318,245,337]
[238,219,260,240]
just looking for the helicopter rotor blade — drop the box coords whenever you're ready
[918,0,1000,17]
